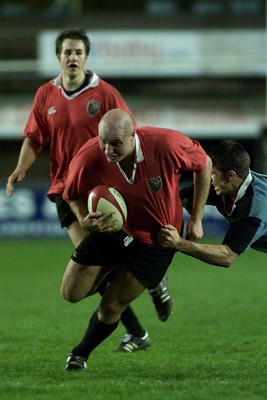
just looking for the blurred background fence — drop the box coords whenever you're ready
[0,0,266,237]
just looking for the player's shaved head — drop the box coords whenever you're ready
[98,109,136,163]
[99,109,134,138]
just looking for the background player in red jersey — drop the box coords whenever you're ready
[6,28,172,352]
[62,108,212,371]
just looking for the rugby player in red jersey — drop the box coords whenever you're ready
[62,108,212,370]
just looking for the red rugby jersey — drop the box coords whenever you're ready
[23,71,134,200]
[63,126,207,247]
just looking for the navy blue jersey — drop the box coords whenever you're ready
[181,171,267,255]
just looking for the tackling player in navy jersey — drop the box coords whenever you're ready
[159,140,267,266]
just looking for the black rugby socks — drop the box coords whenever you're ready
[72,310,119,359]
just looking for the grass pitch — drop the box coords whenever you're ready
[0,238,266,400]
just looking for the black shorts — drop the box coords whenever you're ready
[54,194,77,229]
[71,231,175,287]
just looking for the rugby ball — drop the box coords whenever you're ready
[88,185,127,231]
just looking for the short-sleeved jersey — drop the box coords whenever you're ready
[181,171,267,254]
[63,126,207,248]
[23,71,133,200]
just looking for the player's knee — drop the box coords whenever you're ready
[99,299,125,323]
[61,283,82,303]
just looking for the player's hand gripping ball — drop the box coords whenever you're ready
[88,185,127,232]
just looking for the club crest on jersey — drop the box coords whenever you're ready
[147,176,162,192]
[87,100,101,116]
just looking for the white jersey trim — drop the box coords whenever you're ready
[51,70,100,99]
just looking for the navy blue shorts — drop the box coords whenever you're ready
[71,231,175,287]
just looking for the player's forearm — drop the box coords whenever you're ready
[173,238,237,268]
[69,199,89,228]
[191,156,212,221]
[17,138,41,171]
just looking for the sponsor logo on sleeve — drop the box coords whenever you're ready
[47,106,57,115]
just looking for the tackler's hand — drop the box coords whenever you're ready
[158,225,181,248]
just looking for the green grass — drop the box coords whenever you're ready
[0,238,266,400]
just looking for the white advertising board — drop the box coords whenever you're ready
[38,29,265,77]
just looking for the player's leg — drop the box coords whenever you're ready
[63,230,153,370]
[56,194,150,346]
[65,263,147,370]
[61,259,114,302]
[64,238,175,371]
[97,275,150,352]
[98,264,146,323]
[66,219,151,349]
[57,194,172,322]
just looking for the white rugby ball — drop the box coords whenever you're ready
[88,185,127,231]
